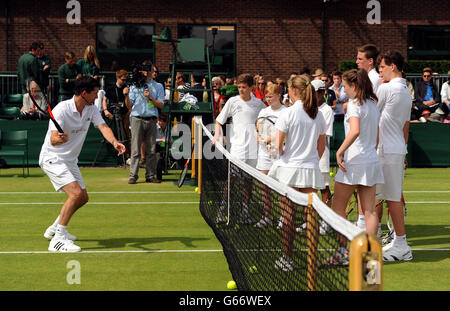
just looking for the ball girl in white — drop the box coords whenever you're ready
[333,69,384,235]
[268,75,326,271]
[254,84,287,228]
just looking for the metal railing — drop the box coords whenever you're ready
[1,72,449,105]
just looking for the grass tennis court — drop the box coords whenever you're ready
[0,167,449,291]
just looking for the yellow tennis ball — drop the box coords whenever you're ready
[227,280,236,290]
[194,187,199,193]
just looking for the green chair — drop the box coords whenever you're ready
[0,106,20,120]
[5,94,24,108]
[0,130,29,177]
[177,38,205,63]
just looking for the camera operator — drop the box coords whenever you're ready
[125,60,165,184]
[102,69,131,162]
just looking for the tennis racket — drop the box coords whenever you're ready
[177,137,195,188]
[255,116,278,157]
[28,91,64,133]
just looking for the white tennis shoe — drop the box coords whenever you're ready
[44,226,77,241]
[382,243,413,262]
[48,237,81,253]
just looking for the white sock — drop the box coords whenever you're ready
[357,215,366,229]
[51,216,60,228]
[394,234,407,247]
[55,224,67,239]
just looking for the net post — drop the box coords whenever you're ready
[197,117,203,194]
[306,193,319,291]
[191,116,196,179]
[349,232,383,291]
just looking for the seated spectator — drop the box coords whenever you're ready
[253,75,266,102]
[212,76,226,118]
[190,71,205,102]
[20,81,49,120]
[413,67,441,118]
[312,68,324,80]
[77,45,100,79]
[164,76,172,103]
[330,71,348,121]
[156,113,169,181]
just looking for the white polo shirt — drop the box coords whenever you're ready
[368,68,381,94]
[216,94,265,160]
[39,97,105,164]
[318,102,334,172]
[274,100,326,168]
[376,77,412,155]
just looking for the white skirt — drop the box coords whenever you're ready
[268,164,325,190]
[334,161,384,187]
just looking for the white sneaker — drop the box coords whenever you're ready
[254,216,272,228]
[274,256,294,272]
[48,238,81,253]
[44,226,77,241]
[382,244,413,262]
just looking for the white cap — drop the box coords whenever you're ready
[310,79,326,91]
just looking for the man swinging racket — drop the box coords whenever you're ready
[40,76,125,252]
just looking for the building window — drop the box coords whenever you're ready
[178,24,236,77]
[96,23,155,71]
[408,26,450,60]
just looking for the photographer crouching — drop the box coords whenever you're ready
[125,60,165,184]
[102,69,131,164]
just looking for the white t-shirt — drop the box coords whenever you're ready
[368,68,381,94]
[39,97,105,164]
[440,82,450,103]
[216,94,265,159]
[273,100,326,168]
[376,77,412,155]
[318,103,334,172]
[256,104,288,161]
[344,99,380,165]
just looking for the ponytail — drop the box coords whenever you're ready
[288,75,318,119]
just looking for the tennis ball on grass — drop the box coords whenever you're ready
[330,171,336,177]
[227,280,237,290]
[194,187,199,193]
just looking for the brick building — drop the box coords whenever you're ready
[1,0,449,79]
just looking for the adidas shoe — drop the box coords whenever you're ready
[323,247,349,266]
[382,244,413,262]
[254,216,272,228]
[48,238,81,253]
[274,256,294,272]
[44,226,77,241]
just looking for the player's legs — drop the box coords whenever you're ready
[58,181,88,226]
[357,184,377,235]
[386,200,405,236]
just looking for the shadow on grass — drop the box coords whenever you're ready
[79,236,210,251]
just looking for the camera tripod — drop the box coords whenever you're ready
[92,111,128,167]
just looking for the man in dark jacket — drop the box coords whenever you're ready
[413,67,441,116]
[17,42,42,94]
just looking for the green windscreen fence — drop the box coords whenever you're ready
[0,119,449,167]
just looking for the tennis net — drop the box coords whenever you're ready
[196,118,365,291]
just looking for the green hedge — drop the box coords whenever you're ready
[338,60,450,74]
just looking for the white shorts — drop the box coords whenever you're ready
[376,153,405,202]
[256,155,274,171]
[268,164,324,190]
[40,157,85,192]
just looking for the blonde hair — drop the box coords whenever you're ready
[287,75,318,119]
[264,83,282,96]
[83,45,100,69]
